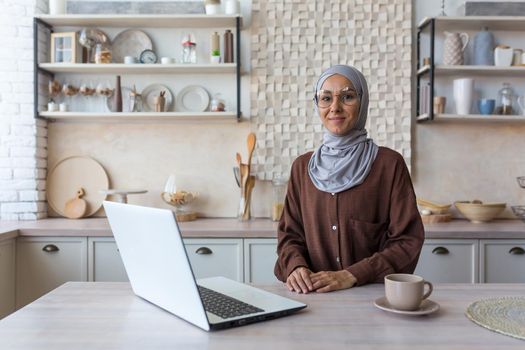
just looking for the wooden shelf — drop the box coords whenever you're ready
[417,113,525,122]
[418,65,525,77]
[419,16,525,31]
[39,111,239,123]
[36,14,241,28]
[39,63,237,74]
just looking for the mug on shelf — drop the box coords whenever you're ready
[478,99,495,115]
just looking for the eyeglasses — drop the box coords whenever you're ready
[314,87,360,108]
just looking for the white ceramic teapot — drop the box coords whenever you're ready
[443,31,469,65]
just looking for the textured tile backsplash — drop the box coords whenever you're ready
[250,0,412,180]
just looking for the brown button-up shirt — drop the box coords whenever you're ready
[274,147,424,286]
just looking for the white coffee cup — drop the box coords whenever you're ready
[384,274,433,311]
[160,57,174,64]
[124,56,137,64]
[59,103,68,112]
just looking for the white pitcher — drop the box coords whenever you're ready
[443,32,469,65]
[518,95,525,115]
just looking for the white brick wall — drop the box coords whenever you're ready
[0,0,48,220]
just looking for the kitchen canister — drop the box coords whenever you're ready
[453,78,474,115]
[224,29,234,63]
[225,0,240,15]
[49,0,66,14]
[472,27,494,65]
[443,32,469,65]
[494,45,513,66]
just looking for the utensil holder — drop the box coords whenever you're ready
[238,175,255,221]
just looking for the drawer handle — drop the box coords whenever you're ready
[42,244,59,253]
[509,247,525,255]
[432,247,449,255]
[195,247,213,255]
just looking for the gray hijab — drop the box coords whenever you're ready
[307,65,379,193]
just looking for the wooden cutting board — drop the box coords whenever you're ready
[421,213,452,224]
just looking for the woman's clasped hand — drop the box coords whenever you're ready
[286,266,357,293]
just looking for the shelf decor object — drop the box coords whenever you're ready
[50,32,82,63]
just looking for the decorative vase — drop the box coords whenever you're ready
[472,27,494,65]
[114,75,122,112]
[453,78,474,115]
[443,32,469,65]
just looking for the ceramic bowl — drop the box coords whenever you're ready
[455,201,506,223]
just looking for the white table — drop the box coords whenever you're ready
[0,282,524,349]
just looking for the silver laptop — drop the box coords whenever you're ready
[103,201,306,331]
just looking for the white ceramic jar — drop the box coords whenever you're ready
[494,46,513,66]
[49,0,66,15]
[225,0,240,15]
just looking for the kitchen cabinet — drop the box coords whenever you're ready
[183,238,243,282]
[16,237,88,309]
[244,239,278,284]
[415,239,479,283]
[480,239,525,283]
[88,237,128,282]
[0,239,15,319]
[416,16,525,122]
[34,14,242,123]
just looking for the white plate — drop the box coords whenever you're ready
[111,29,153,63]
[176,85,210,112]
[374,296,440,316]
[141,84,173,112]
[106,87,132,112]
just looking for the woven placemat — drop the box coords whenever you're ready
[466,297,525,340]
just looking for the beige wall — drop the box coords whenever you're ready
[413,122,525,218]
[47,122,272,218]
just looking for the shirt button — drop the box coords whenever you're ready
[332,225,337,231]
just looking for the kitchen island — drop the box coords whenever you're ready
[0,282,523,349]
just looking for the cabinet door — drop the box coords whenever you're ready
[16,237,88,309]
[244,239,279,284]
[0,239,15,319]
[183,239,243,282]
[415,239,478,283]
[88,237,128,282]
[480,240,525,283]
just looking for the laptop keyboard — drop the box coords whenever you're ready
[197,285,265,319]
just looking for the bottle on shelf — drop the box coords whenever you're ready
[181,33,197,64]
[224,29,234,63]
[114,75,122,113]
[210,31,221,63]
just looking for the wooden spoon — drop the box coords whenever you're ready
[64,188,87,219]
[246,132,256,168]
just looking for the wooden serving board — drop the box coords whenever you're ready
[421,213,452,224]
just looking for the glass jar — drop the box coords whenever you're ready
[181,33,197,64]
[271,176,288,221]
[497,82,515,115]
[210,93,226,112]
[94,43,112,64]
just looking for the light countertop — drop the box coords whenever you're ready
[1,218,525,241]
[0,282,524,349]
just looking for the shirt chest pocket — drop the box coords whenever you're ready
[343,218,388,252]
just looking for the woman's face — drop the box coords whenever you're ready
[317,74,360,136]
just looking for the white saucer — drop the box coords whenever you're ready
[374,296,440,316]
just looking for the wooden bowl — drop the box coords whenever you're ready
[455,201,506,223]
[417,198,452,214]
